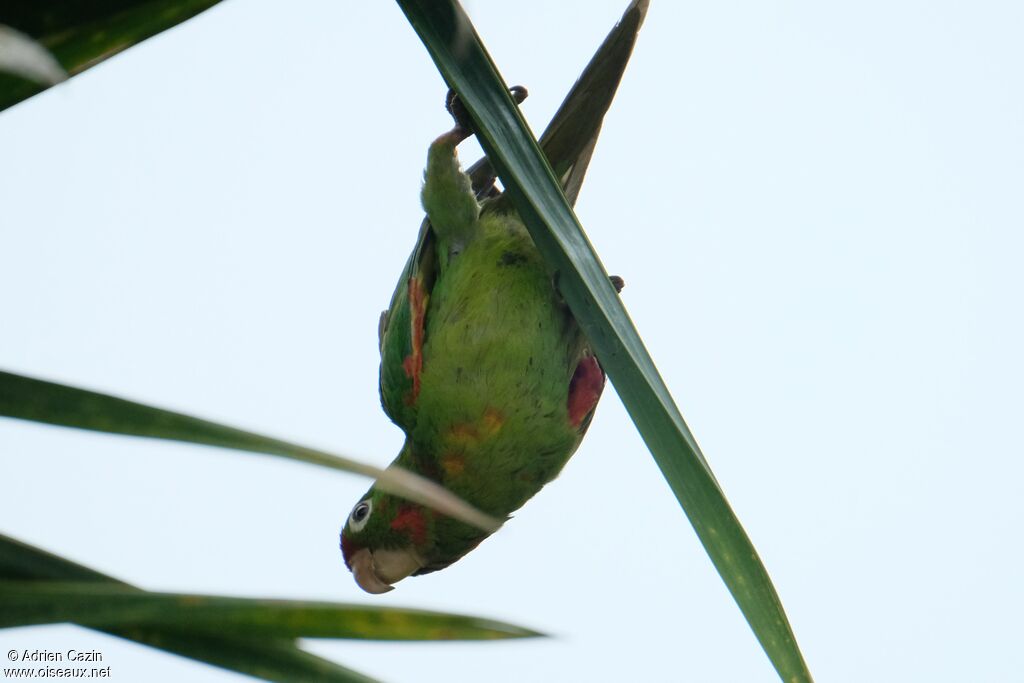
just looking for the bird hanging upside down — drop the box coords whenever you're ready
[339,86,625,593]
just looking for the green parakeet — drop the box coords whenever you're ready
[341,0,646,594]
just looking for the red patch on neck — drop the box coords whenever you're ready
[339,532,360,569]
[390,505,428,546]
[567,356,605,427]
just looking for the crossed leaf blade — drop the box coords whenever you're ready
[394,1,813,680]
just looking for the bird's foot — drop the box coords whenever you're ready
[445,85,528,141]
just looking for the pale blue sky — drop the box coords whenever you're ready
[2,1,1023,681]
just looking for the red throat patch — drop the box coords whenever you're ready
[567,356,605,428]
[339,532,360,569]
[390,505,428,546]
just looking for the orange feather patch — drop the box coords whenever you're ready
[401,277,428,405]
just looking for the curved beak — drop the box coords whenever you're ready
[349,547,426,594]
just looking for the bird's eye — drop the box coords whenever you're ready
[349,500,372,532]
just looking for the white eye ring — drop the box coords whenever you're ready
[349,499,373,532]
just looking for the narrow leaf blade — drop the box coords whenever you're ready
[466,0,645,208]
[0,581,541,641]
[0,369,500,533]
[394,1,813,681]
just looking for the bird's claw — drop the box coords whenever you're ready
[445,85,529,137]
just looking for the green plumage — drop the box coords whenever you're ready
[340,0,646,592]
[341,130,601,583]
[412,136,590,507]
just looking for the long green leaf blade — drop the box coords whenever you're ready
[113,630,380,683]
[0,0,222,112]
[0,369,499,532]
[0,534,377,682]
[0,581,541,641]
[394,1,813,681]
[466,0,644,209]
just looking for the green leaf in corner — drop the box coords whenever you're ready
[0,0,223,112]
[0,533,377,683]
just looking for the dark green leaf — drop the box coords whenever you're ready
[394,1,813,681]
[114,632,380,683]
[0,0,221,112]
[0,581,541,641]
[0,369,500,532]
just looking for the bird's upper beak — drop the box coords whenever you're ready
[348,547,426,594]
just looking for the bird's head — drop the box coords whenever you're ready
[340,488,432,594]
